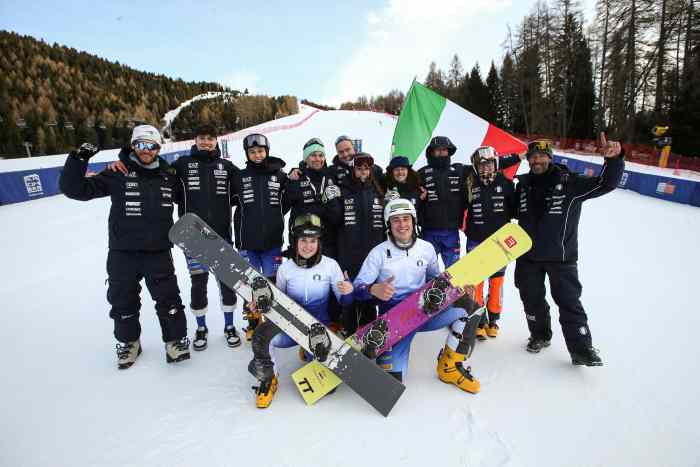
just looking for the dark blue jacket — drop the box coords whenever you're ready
[514,155,625,262]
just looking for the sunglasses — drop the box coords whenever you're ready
[134,141,160,151]
[528,140,553,152]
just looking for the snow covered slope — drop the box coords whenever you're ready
[1,108,698,467]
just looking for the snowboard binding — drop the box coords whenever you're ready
[250,276,273,314]
[422,276,451,316]
[362,319,388,359]
[308,323,332,362]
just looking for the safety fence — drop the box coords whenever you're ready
[553,154,700,207]
[517,134,700,173]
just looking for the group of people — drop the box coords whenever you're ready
[59,121,624,409]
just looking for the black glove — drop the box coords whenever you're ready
[71,143,99,162]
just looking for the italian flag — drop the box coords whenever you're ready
[391,80,526,179]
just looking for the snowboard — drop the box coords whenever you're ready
[169,213,405,417]
[295,222,531,402]
[291,360,342,406]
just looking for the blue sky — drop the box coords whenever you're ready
[1,0,596,106]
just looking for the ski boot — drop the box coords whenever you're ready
[486,312,500,338]
[253,376,278,409]
[436,345,480,393]
[224,325,241,348]
[116,340,142,370]
[193,326,208,351]
[243,303,262,342]
[165,337,191,363]
[570,346,603,367]
[526,337,551,353]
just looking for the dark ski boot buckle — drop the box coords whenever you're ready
[250,276,273,314]
[422,276,450,315]
[362,319,388,359]
[308,323,331,362]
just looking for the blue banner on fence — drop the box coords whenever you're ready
[554,155,700,208]
[0,151,188,205]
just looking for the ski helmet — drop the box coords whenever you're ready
[291,213,323,268]
[470,146,499,175]
[243,133,270,157]
[426,136,457,157]
[384,198,418,248]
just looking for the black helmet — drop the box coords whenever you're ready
[292,213,323,239]
[243,133,270,155]
[291,213,323,268]
[426,136,457,157]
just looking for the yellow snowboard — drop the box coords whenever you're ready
[291,360,342,405]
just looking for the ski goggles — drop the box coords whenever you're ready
[243,133,269,149]
[303,138,325,149]
[133,141,160,151]
[527,140,553,157]
[293,213,323,230]
[475,146,497,160]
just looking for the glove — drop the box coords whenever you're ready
[385,188,400,201]
[71,143,99,162]
[321,184,341,204]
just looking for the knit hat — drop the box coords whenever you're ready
[387,156,411,170]
[303,138,325,162]
[131,125,162,144]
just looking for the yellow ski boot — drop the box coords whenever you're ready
[486,322,499,338]
[244,304,262,342]
[254,376,278,409]
[436,345,480,394]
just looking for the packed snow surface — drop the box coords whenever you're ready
[1,108,698,467]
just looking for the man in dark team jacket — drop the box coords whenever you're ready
[59,125,190,370]
[327,135,383,186]
[232,133,289,340]
[514,136,624,366]
[171,125,241,351]
[418,136,520,268]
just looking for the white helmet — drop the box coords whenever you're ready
[471,145,499,175]
[384,198,417,225]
